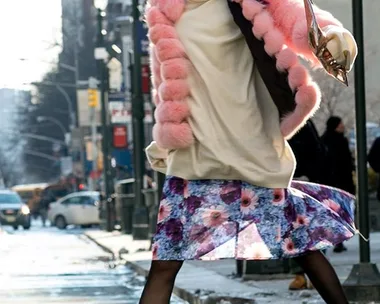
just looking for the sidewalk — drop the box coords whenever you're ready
[85,230,380,304]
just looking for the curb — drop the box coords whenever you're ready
[126,261,199,303]
[126,260,255,304]
[84,233,116,260]
[84,233,255,304]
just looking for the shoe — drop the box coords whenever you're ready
[333,243,347,253]
[289,274,308,290]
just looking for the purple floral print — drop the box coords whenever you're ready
[152,177,356,260]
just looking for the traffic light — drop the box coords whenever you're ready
[88,89,98,107]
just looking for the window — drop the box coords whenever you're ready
[79,196,96,206]
[0,193,22,204]
[61,197,82,206]
[17,191,33,201]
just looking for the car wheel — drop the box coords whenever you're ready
[13,225,19,230]
[55,216,67,230]
[23,217,31,230]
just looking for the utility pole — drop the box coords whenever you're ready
[88,77,99,191]
[72,0,80,129]
[343,0,380,300]
[96,8,113,232]
[131,0,149,240]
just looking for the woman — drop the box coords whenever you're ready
[142,1,357,303]
[322,116,356,253]
[322,116,355,195]
[368,136,380,200]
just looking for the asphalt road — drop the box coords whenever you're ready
[0,222,184,304]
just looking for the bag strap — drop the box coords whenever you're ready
[227,1,296,118]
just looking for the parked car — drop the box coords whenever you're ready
[47,191,100,229]
[39,183,72,210]
[0,190,31,230]
[11,183,48,218]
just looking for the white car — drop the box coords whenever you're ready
[48,191,100,229]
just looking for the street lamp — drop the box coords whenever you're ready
[19,58,75,72]
[130,0,149,241]
[112,44,122,54]
[27,82,76,130]
[0,129,65,146]
[95,0,114,232]
[55,84,76,130]
[94,0,107,11]
[24,150,58,162]
[342,0,380,301]
[37,116,67,140]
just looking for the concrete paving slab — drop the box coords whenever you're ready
[85,230,380,303]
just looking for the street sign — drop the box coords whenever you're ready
[60,157,73,176]
[94,47,109,61]
[109,91,126,101]
[137,20,149,55]
[113,125,128,148]
[107,58,123,92]
[109,101,131,124]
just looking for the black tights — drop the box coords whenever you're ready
[139,260,183,304]
[294,250,348,304]
[139,251,347,304]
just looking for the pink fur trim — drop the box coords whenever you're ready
[154,100,190,123]
[266,0,342,63]
[145,6,172,27]
[263,28,284,56]
[239,0,321,138]
[280,83,321,138]
[150,46,162,88]
[288,65,310,91]
[280,110,308,139]
[313,8,342,28]
[153,90,161,106]
[149,24,178,45]
[147,0,194,149]
[295,83,321,108]
[276,48,298,71]
[153,122,194,149]
[159,79,189,101]
[241,0,264,20]
[291,20,319,65]
[155,39,187,62]
[154,0,185,23]
[161,58,190,80]
[252,11,273,39]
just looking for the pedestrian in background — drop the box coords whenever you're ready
[287,119,330,290]
[368,136,380,200]
[322,116,355,253]
[141,1,357,304]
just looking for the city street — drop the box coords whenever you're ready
[0,222,183,304]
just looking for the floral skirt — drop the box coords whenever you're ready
[152,176,356,260]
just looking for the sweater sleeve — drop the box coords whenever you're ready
[266,0,343,63]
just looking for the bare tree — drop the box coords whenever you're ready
[311,70,355,132]
[310,43,378,133]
